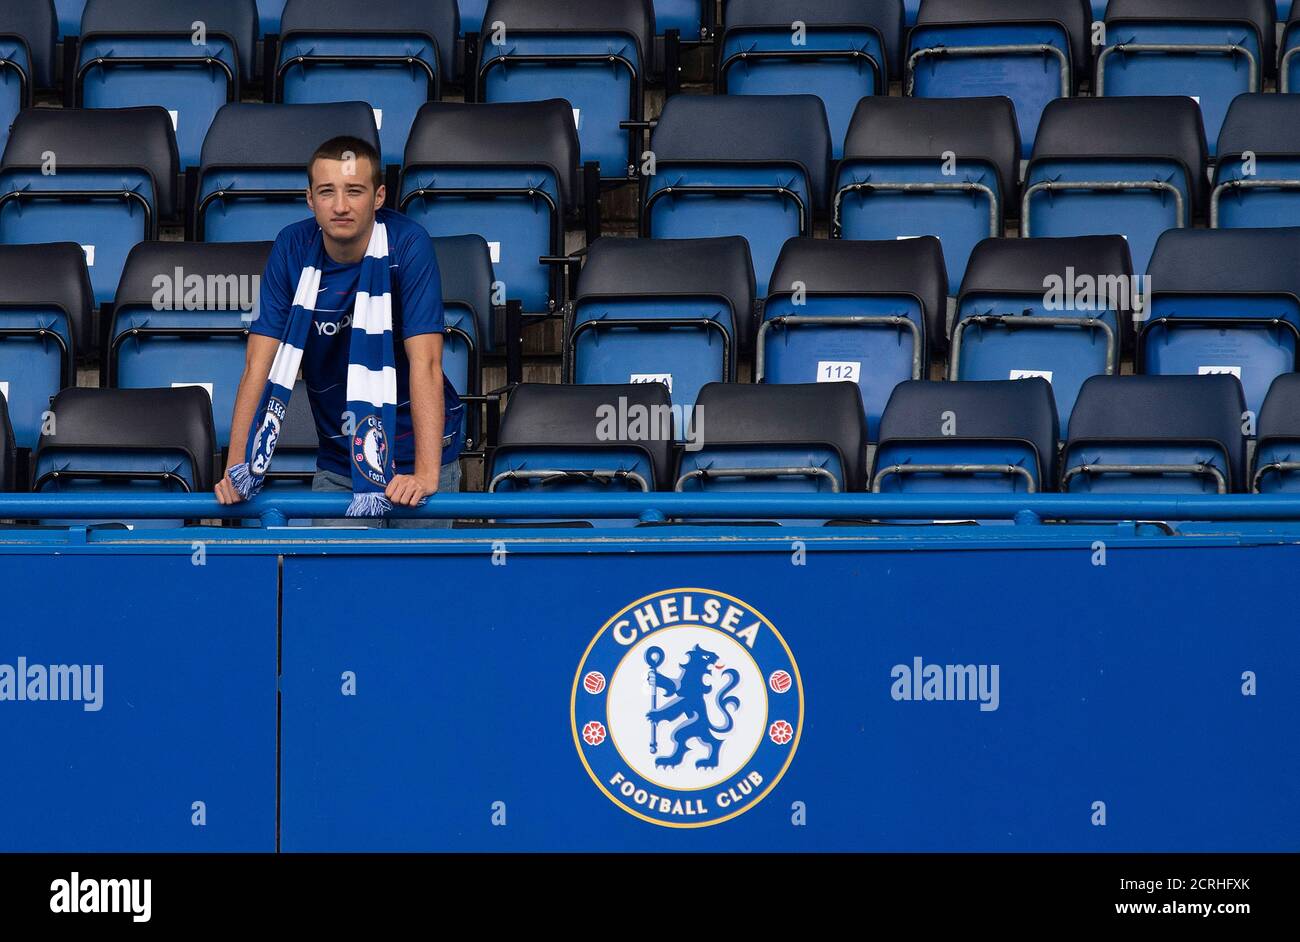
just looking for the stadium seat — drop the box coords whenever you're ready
[0,0,54,153]
[568,236,754,437]
[718,0,903,158]
[489,382,674,526]
[1282,4,1300,90]
[1140,227,1300,419]
[904,0,921,26]
[950,235,1133,428]
[475,0,651,182]
[400,100,580,315]
[657,0,711,41]
[257,0,285,37]
[106,240,269,449]
[0,244,92,455]
[1063,374,1246,493]
[758,236,947,440]
[1211,94,1300,229]
[196,102,380,243]
[1252,372,1300,492]
[0,107,178,306]
[1022,96,1207,274]
[275,0,459,168]
[75,0,258,169]
[0,380,13,491]
[872,379,1059,493]
[33,385,217,526]
[906,0,1091,158]
[54,0,83,40]
[676,381,867,495]
[642,94,830,296]
[834,95,1018,292]
[1099,0,1274,155]
[431,234,491,450]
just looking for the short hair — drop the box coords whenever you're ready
[308,136,382,190]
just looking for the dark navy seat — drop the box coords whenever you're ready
[1063,374,1246,493]
[568,236,754,438]
[197,102,379,243]
[759,236,947,439]
[75,0,258,168]
[34,386,217,526]
[1212,94,1300,229]
[872,379,1060,493]
[1023,96,1207,273]
[719,0,903,158]
[676,381,868,494]
[0,107,178,306]
[106,240,270,449]
[642,94,830,296]
[275,0,459,167]
[907,0,1092,157]
[0,243,93,454]
[0,0,54,153]
[1253,372,1300,492]
[401,99,580,316]
[476,0,651,182]
[835,95,1018,292]
[1141,226,1300,419]
[1099,0,1274,155]
[951,235,1133,427]
[432,234,491,450]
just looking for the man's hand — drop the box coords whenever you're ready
[386,472,439,507]
[215,468,246,505]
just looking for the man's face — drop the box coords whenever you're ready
[306,155,385,245]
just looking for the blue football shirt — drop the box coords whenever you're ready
[250,208,464,477]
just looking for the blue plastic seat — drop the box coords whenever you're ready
[196,102,379,243]
[1212,94,1300,229]
[643,94,830,296]
[400,99,580,316]
[1140,226,1300,419]
[759,236,947,439]
[33,386,217,527]
[719,0,902,159]
[0,244,93,454]
[0,381,14,490]
[476,0,651,182]
[1281,4,1300,90]
[257,0,285,36]
[677,381,867,496]
[106,240,270,449]
[54,0,83,40]
[1022,96,1207,273]
[1063,374,1246,493]
[907,0,1091,157]
[1099,0,1274,156]
[1252,372,1300,492]
[873,378,1060,493]
[75,0,257,169]
[0,107,178,306]
[275,0,459,167]
[431,234,492,450]
[569,236,754,437]
[0,0,53,154]
[951,235,1133,428]
[835,95,1018,292]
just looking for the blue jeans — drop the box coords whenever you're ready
[310,460,462,528]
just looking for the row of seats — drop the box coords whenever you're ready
[4,225,1298,477]
[8,90,1300,316]
[11,1,1300,171]
[4,372,1292,519]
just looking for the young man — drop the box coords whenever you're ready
[215,136,463,526]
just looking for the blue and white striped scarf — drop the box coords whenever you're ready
[229,220,400,517]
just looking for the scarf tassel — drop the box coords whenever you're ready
[227,461,260,500]
[346,492,392,518]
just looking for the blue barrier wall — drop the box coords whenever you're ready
[1,508,1296,852]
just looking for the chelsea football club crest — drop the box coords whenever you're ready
[353,415,389,485]
[572,588,802,828]
[250,397,286,475]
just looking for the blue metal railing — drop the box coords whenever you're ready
[6,491,1300,524]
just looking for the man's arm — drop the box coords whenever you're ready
[215,334,281,505]
[386,332,446,507]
